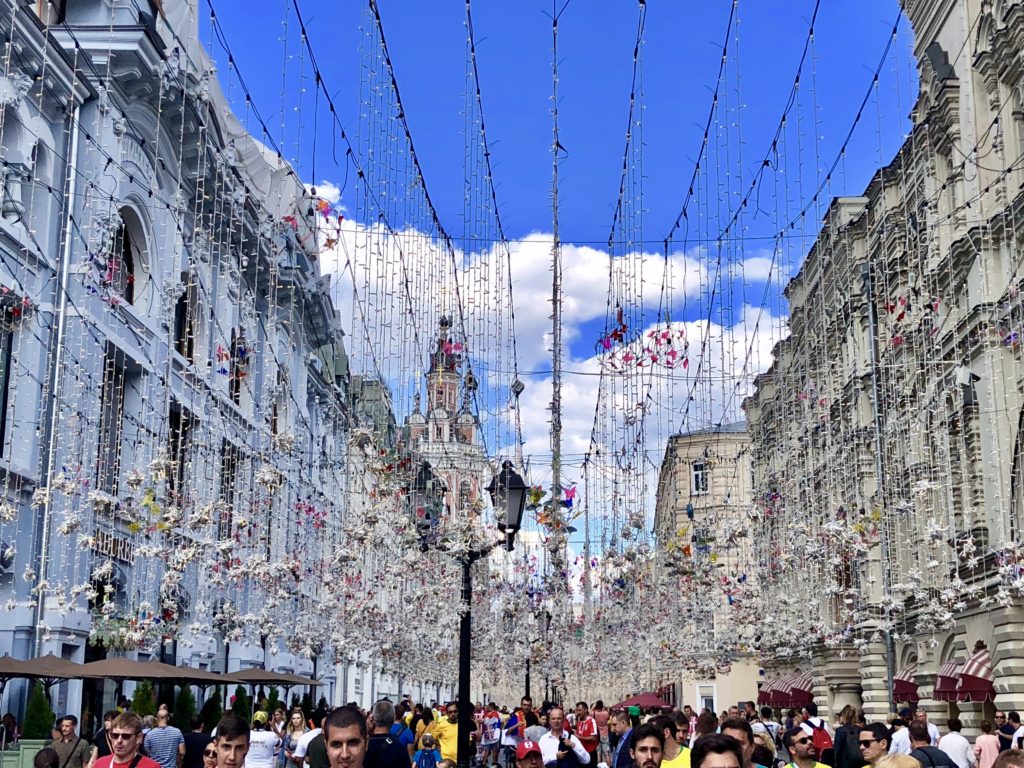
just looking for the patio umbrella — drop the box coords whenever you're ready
[19,654,86,687]
[79,658,222,682]
[613,692,669,710]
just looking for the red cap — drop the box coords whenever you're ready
[516,741,542,760]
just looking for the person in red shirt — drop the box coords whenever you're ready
[93,713,160,768]
[573,703,599,763]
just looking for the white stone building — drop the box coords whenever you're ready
[744,0,1024,727]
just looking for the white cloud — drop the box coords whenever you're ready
[313,212,788,550]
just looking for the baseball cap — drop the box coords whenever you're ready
[253,711,269,725]
[516,741,542,760]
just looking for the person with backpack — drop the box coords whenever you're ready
[413,735,440,768]
[799,705,834,768]
[391,705,415,761]
[831,706,861,768]
[367,701,411,768]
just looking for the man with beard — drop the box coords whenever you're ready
[720,718,760,768]
[324,707,368,768]
[630,725,665,768]
[650,716,688,768]
[782,727,828,768]
[433,705,461,764]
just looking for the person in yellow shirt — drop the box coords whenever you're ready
[651,715,691,768]
[782,727,830,768]
[433,704,462,763]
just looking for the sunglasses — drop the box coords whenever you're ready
[793,738,811,746]
[110,732,138,741]
[859,741,877,748]
[204,751,218,759]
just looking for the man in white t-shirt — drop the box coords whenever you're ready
[245,713,281,768]
[293,726,323,768]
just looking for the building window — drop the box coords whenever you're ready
[691,460,709,495]
[173,275,202,363]
[32,0,66,25]
[229,327,249,405]
[110,222,136,304]
[0,312,14,456]
[167,402,194,499]
[96,348,128,494]
[218,439,240,540]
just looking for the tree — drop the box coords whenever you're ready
[230,685,251,719]
[23,681,55,740]
[300,692,313,721]
[265,687,280,716]
[199,689,223,732]
[174,685,197,731]
[132,679,157,717]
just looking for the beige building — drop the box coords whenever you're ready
[653,422,760,711]
[743,0,1024,728]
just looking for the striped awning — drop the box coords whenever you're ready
[894,662,919,703]
[957,648,995,702]
[768,672,797,707]
[789,670,815,708]
[757,677,778,705]
[934,659,961,702]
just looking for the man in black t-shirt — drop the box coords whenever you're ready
[183,719,213,768]
[90,712,118,767]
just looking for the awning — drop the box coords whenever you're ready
[226,669,319,687]
[894,662,919,703]
[957,648,995,702]
[788,671,815,708]
[769,672,798,708]
[933,659,961,702]
[80,658,223,683]
[613,692,669,710]
[757,677,779,705]
[19,654,86,684]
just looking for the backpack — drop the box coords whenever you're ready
[808,721,834,767]
[415,751,438,768]
[840,725,861,768]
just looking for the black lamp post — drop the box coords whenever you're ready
[444,460,527,768]
[486,460,528,551]
[411,462,445,551]
[410,459,527,768]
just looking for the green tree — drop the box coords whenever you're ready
[22,681,55,740]
[230,685,251,719]
[174,685,197,731]
[198,689,223,732]
[265,687,280,716]
[300,693,313,721]
[132,679,157,716]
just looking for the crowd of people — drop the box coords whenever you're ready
[18,695,1024,768]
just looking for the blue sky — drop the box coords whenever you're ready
[202,0,914,242]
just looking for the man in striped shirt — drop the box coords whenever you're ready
[144,712,185,768]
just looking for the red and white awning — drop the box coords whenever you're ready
[933,659,961,702]
[894,662,919,703]
[957,648,995,702]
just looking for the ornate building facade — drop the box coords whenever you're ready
[0,0,447,722]
[653,422,759,713]
[744,0,1024,727]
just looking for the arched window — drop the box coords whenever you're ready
[110,221,135,304]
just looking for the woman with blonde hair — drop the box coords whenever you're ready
[279,709,306,768]
[876,754,922,768]
[834,705,862,768]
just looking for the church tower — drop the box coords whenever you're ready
[404,317,487,516]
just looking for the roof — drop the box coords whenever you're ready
[673,420,748,438]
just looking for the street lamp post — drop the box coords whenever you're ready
[435,459,526,768]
